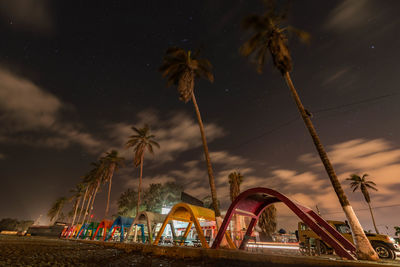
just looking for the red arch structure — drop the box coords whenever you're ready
[211,187,357,260]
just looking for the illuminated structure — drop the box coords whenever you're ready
[153,202,234,248]
[126,211,169,244]
[92,219,113,241]
[211,187,356,260]
[105,216,134,242]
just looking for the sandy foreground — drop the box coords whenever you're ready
[0,235,189,266]
[0,235,281,267]
[2,235,399,267]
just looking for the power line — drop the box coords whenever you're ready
[278,203,400,218]
[312,93,398,114]
[228,92,398,151]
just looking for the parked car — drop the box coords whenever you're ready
[297,220,400,260]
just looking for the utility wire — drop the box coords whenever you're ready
[228,92,399,151]
[278,203,400,218]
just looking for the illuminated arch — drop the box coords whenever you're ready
[61,226,70,237]
[78,222,99,239]
[92,220,113,241]
[65,224,82,238]
[126,211,168,244]
[211,187,356,260]
[76,223,90,239]
[153,203,234,248]
[105,216,134,242]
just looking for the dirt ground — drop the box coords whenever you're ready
[0,235,279,267]
[1,235,399,267]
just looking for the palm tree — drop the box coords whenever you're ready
[240,0,377,260]
[47,197,67,225]
[81,161,105,224]
[228,172,244,243]
[258,205,277,242]
[69,183,85,226]
[101,150,125,218]
[346,174,379,234]
[75,173,92,225]
[228,172,243,202]
[159,47,221,218]
[126,125,160,215]
[86,160,108,223]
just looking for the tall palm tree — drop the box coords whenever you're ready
[81,161,105,224]
[86,160,108,223]
[240,0,377,260]
[126,125,160,215]
[159,47,221,217]
[70,183,85,226]
[76,174,92,225]
[101,150,125,218]
[346,174,379,234]
[47,197,67,225]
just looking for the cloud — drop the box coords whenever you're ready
[322,67,351,85]
[0,66,102,153]
[107,110,226,163]
[324,0,372,32]
[114,137,400,234]
[276,138,400,234]
[0,67,61,130]
[0,0,54,34]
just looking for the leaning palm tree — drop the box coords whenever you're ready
[69,183,85,226]
[126,125,160,215]
[81,161,105,224]
[240,0,377,260]
[86,160,108,223]
[101,150,125,218]
[346,174,379,234]
[48,197,67,225]
[159,47,221,218]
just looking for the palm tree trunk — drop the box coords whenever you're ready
[191,92,221,217]
[283,72,378,260]
[81,188,93,225]
[367,202,379,234]
[105,164,116,218]
[71,196,81,226]
[136,153,144,216]
[87,180,101,223]
[76,186,88,224]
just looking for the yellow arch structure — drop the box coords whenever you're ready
[153,203,235,248]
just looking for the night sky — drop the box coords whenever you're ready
[1,0,400,234]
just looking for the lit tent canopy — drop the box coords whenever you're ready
[92,219,113,241]
[126,211,172,244]
[211,187,356,260]
[153,203,234,248]
[105,216,134,242]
